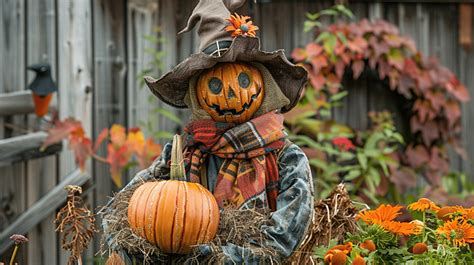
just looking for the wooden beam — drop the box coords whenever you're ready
[0,169,90,254]
[0,90,57,116]
[0,132,61,166]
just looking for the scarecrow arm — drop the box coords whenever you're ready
[217,143,314,262]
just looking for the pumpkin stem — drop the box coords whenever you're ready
[170,134,186,181]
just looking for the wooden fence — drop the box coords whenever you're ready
[1,0,474,264]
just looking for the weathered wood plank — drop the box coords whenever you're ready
[0,132,61,164]
[57,0,93,180]
[459,10,474,181]
[0,169,90,254]
[0,90,57,116]
[26,156,57,265]
[92,0,127,208]
[0,1,27,261]
[126,2,160,132]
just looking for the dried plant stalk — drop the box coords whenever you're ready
[55,185,96,265]
[286,183,358,264]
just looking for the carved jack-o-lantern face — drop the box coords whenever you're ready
[196,62,264,124]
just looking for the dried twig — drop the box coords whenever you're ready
[55,185,96,265]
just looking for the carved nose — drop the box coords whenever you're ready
[227,87,236,99]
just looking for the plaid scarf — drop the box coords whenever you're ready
[183,112,286,211]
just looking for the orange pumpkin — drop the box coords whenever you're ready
[196,62,264,124]
[127,135,220,254]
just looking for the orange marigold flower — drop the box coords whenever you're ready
[352,255,366,265]
[360,239,376,252]
[436,218,474,247]
[357,204,403,224]
[324,242,352,264]
[225,13,259,37]
[412,242,428,254]
[325,251,348,265]
[464,207,474,221]
[380,220,420,236]
[408,198,440,212]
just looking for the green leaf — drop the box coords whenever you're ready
[319,9,338,16]
[363,189,379,204]
[305,12,320,21]
[357,152,368,170]
[323,34,338,55]
[304,21,321,32]
[335,4,354,18]
[336,31,348,45]
[344,169,361,181]
[153,108,182,125]
[315,31,331,44]
[154,131,174,140]
[330,90,348,102]
[368,167,381,187]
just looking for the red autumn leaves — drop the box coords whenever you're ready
[42,118,161,187]
[292,18,469,188]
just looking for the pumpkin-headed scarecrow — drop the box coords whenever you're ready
[103,0,314,263]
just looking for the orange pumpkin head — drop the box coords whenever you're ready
[196,62,264,124]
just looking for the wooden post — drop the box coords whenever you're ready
[57,0,93,179]
[57,1,93,263]
[0,0,28,263]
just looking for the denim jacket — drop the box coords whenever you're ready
[103,141,314,264]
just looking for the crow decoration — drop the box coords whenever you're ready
[27,63,57,117]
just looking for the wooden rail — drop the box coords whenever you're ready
[0,132,61,166]
[0,90,57,116]
[0,169,90,254]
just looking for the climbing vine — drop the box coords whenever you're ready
[292,14,469,189]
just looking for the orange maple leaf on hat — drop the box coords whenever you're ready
[226,13,259,37]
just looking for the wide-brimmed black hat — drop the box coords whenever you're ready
[145,0,307,113]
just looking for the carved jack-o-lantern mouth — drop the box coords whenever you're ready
[196,62,265,124]
[206,88,262,116]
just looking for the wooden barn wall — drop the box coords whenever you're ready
[1,0,474,263]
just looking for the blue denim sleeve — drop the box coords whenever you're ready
[218,143,314,263]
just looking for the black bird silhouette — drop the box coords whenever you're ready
[27,63,57,117]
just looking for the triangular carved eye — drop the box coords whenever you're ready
[238,72,250,88]
[208,77,223,94]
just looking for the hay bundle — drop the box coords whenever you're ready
[102,181,357,264]
[100,179,164,263]
[101,180,278,264]
[286,183,358,264]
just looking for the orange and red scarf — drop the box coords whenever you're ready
[183,112,286,211]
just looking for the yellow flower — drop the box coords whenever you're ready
[437,218,474,247]
[410,220,424,234]
[408,198,440,212]
[225,13,259,37]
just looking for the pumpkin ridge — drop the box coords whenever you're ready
[157,181,175,252]
[127,182,144,233]
[199,184,214,242]
[169,181,181,253]
[194,185,207,244]
[204,188,214,241]
[135,184,154,238]
[153,182,168,244]
[176,181,188,253]
[140,184,155,239]
[144,183,159,242]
